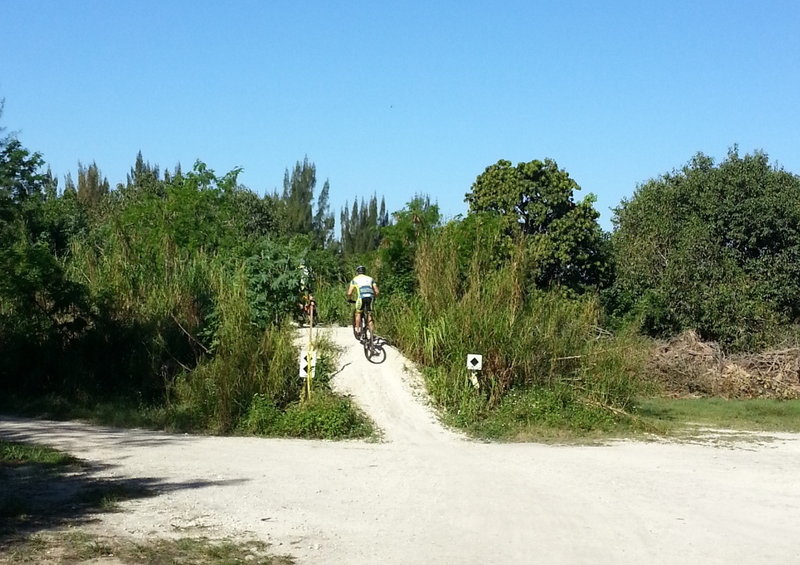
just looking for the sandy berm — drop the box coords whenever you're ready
[2,327,799,564]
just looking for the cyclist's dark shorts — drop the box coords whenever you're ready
[359,296,373,313]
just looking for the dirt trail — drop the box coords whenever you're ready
[2,326,800,564]
[322,326,464,444]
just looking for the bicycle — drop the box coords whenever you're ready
[348,299,377,359]
[297,293,318,327]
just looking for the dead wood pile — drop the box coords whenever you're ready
[648,330,800,399]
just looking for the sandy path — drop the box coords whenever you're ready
[2,326,800,564]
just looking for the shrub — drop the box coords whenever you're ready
[610,149,800,351]
[278,393,372,439]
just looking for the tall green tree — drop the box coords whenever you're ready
[340,195,388,256]
[77,161,109,206]
[282,157,315,235]
[0,138,52,202]
[312,179,335,248]
[0,125,91,393]
[377,195,440,294]
[610,148,800,350]
[278,157,336,248]
[124,151,163,195]
[466,158,609,292]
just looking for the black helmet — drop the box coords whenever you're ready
[356,265,366,274]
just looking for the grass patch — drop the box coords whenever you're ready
[448,386,665,443]
[0,394,172,431]
[0,531,294,564]
[637,397,800,433]
[278,391,374,439]
[455,394,800,442]
[1,440,85,523]
[0,440,79,467]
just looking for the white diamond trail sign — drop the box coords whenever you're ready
[467,354,483,371]
[466,353,482,389]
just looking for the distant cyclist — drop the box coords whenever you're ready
[297,264,317,325]
[346,265,379,336]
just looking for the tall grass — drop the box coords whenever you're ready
[67,232,366,437]
[313,281,351,326]
[66,233,214,401]
[171,264,299,432]
[66,230,304,433]
[380,229,652,436]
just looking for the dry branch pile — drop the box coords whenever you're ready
[647,331,800,399]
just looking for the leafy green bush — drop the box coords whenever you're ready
[239,393,283,434]
[278,393,372,439]
[610,149,800,351]
[244,238,306,327]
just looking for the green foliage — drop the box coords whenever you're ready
[469,387,618,439]
[282,157,315,235]
[380,224,650,436]
[280,157,335,247]
[376,195,440,296]
[0,440,78,466]
[239,334,373,439]
[0,115,360,437]
[244,239,307,327]
[240,393,283,433]
[413,212,514,310]
[229,189,283,238]
[610,149,800,351]
[277,392,373,439]
[340,195,389,255]
[169,267,300,433]
[313,283,351,325]
[0,137,309,429]
[466,158,610,293]
[0,137,53,202]
[313,179,335,248]
[76,161,109,206]
[0,130,95,395]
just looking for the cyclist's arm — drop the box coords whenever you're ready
[346,282,355,300]
[372,283,379,297]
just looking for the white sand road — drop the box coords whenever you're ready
[2,326,800,564]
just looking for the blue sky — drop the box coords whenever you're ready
[2,0,798,230]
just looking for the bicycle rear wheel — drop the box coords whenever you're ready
[362,326,374,358]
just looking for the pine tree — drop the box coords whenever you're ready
[77,161,109,205]
[282,157,315,235]
[126,151,162,194]
[312,179,335,248]
[339,195,387,255]
[63,172,76,195]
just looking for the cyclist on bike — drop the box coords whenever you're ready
[346,265,379,337]
[297,264,317,325]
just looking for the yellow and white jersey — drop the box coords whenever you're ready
[349,274,375,298]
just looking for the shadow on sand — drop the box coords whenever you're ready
[0,425,248,544]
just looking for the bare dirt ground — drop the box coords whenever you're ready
[2,326,800,564]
